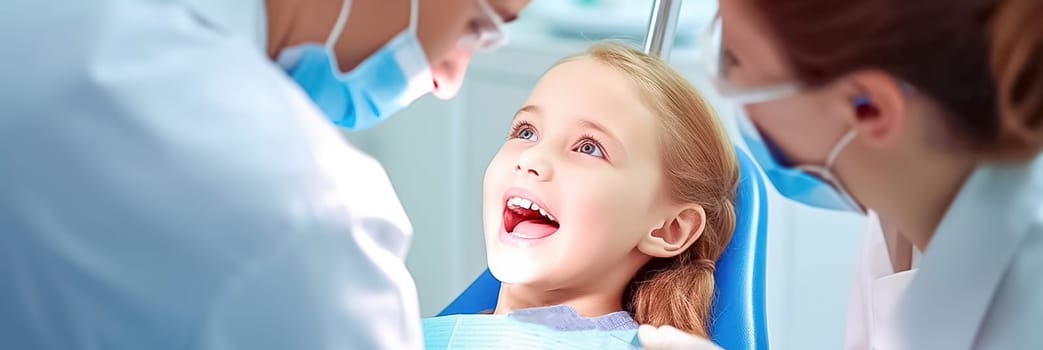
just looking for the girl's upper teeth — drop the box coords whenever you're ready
[506,196,556,222]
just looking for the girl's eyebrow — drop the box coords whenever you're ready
[577,119,620,145]
[577,118,627,161]
[512,104,541,121]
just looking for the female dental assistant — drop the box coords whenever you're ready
[0,0,526,349]
[701,0,1043,348]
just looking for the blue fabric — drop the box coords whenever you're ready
[439,145,769,349]
[507,305,637,331]
[422,314,638,349]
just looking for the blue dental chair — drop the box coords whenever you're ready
[438,146,769,349]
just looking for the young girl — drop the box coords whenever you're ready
[479,41,739,337]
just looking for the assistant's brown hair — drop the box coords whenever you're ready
[752,0,1043,160]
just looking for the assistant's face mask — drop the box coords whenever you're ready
[277,0,432,130]
[735,109,864,213]
[696,15,865,213]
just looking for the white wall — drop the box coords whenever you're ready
[344,2,868,348]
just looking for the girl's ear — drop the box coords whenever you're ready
[638,204,705,258]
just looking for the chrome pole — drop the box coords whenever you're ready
[643,0,683,59]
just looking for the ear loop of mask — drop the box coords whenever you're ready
[325,0,353,51]
[795,127,860,212]
[823,128,858,170]
[324,0,420,54]
[812,96,869,212]
[819,96,869,175]
[408,0,419,35]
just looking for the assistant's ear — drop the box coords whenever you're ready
[844,70,909,147]
[639,204,706,258]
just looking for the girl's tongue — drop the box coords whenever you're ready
[503,206,559,239]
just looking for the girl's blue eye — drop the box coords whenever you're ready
[576,141,604,158]
[516,127,537,141]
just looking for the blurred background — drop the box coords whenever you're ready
[344,1,867,349]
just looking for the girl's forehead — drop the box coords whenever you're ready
[532,63,663,138]
[529,60,659,128]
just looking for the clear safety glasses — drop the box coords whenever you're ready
[695,15,803,105]
[457,0,510,52]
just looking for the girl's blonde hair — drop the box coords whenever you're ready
[558,42,739,336]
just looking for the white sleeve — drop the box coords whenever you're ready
[0,0,421,348]
[196,199,422,350]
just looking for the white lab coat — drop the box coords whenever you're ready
[844,212,919,350]
[844,156,1043,349]
[0,0,422,349]
[898,154,1043,349]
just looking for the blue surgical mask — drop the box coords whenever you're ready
[736,108,863,213]
[696,15,866,213]
[277,0,433,130]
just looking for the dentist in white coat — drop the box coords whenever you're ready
[0,0,527,348]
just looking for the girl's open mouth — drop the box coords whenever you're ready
[502,196,560,240]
